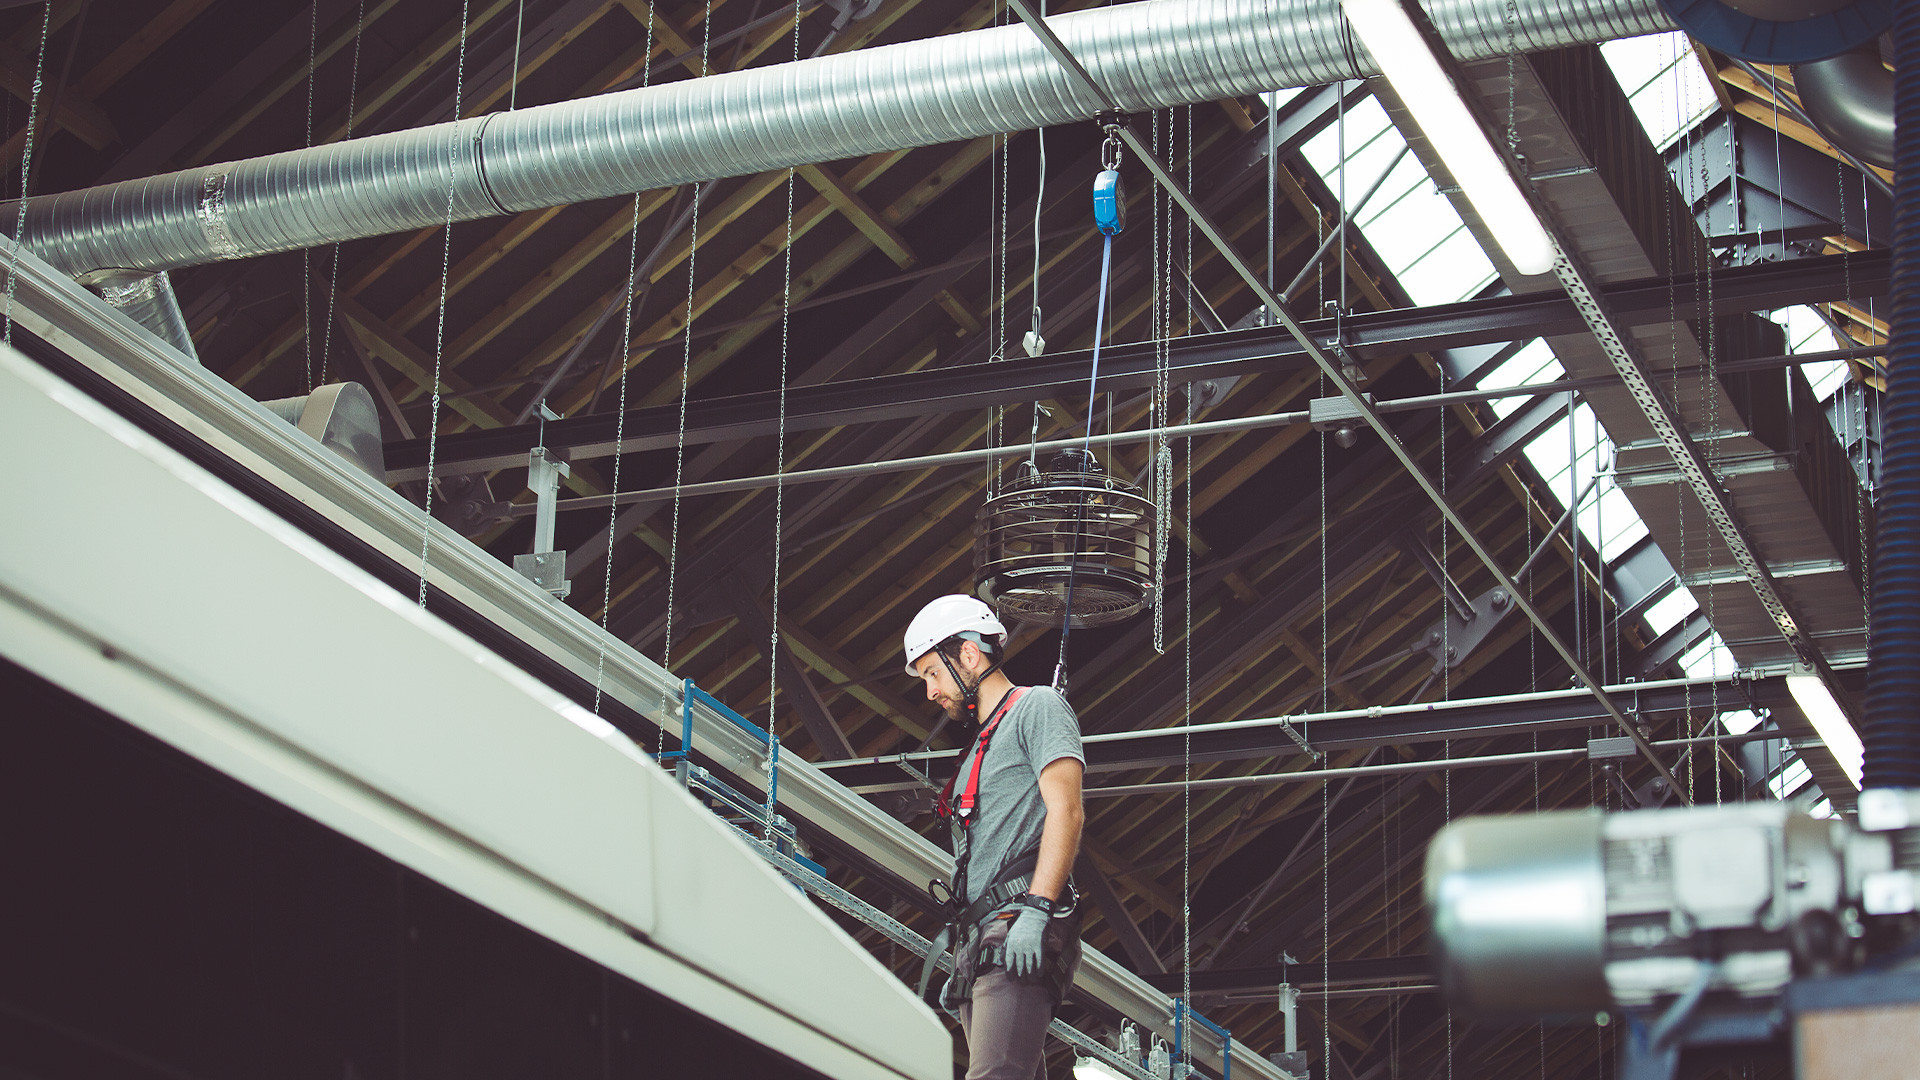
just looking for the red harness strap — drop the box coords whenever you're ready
[936,687,1028,826]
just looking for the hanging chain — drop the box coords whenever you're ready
[593,192,644,717]
[1667,49,1692,750]
[2,0,51,348]
[1180,381,1194,1076]
[1152,109,1172,655]
[1697,59,1721,806]
[416,0,473,608]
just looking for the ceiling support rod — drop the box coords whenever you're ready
[1083,729,1781,799]
[1003,0,1691,801]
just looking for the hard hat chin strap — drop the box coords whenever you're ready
[935,642,1003,722]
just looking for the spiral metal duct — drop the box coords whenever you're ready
[5,0,1672,277]
[1794,42,1895,170]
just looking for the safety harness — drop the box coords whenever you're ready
[917,686,1079,1005]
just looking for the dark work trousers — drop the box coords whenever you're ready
[957,968,1054,1080]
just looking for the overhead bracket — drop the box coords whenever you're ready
[513,435,572,600]
[1415,586,1515,673]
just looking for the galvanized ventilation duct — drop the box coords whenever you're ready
[6,0,1673,277]
[1794,40,1895,170]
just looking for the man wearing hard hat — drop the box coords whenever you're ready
[905,594,1085,1080]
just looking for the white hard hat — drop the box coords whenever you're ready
[903,594,1008,676]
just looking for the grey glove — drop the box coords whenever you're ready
[1002,905,1049,978]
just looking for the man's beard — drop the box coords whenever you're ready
[940,695,969,726]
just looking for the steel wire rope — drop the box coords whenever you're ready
[416,0,473,608]
[987,126,1009,499]
[1047,132,1121,691]
[2,0,51,348]
[317,0,368,389]
[761,3,800,844]
[509,0,525,111]
[1501,16,1551,1075]
[664,2,699,673]
[303,0,319,392]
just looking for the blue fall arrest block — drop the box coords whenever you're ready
[1092,167,1125,237]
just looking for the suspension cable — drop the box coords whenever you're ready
[416,0,473,608]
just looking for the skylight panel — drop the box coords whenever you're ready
[1600,32,1718,151]
[1770,306,1852,400]
[1769,756,1812,800]
[1481,342,1561,418]
[1580,486,1648,561]
[1643,588,1697,635]
[1680,635,1736,679]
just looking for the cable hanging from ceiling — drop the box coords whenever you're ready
[975,121,1157,694]
[2,0,50,349]
[416,0,473,609]
[316,0,368,390]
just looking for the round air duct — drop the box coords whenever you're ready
[975,449,1156,629]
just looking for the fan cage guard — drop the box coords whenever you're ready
[974,458,1157,629]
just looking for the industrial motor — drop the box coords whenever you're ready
[1424,790,1920,1017]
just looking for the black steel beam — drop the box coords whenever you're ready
[386,249,1890,478]
[1141,954,1431,995]
[815,674,1813,791]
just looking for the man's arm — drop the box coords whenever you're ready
[1028,756,1085,903]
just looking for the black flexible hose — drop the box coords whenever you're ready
[1864,4,1920,790]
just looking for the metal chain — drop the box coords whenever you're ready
[1838,154,1871,657]
[416,0,473,608]
[593,191,644,717]
[2,0,51,348]
[1152,108,1173,655]
[1180,382,1193,1076]
[1667,55,1691,760]
[1696,61,1721,805]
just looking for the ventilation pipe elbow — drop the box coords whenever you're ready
[1793,40,1895,170]
[77,269,201,365]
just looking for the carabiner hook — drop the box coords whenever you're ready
[1100,125,1124,171]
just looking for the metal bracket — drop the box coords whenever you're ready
[1415,586,1516,673]
[515,444,572,599]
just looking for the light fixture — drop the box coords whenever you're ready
[1073,1056,1132,1080]
[1338,0,1557,276]
[1786,667,1864,788]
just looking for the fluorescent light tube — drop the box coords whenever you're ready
[1338,0,1557,276]
[1787,670,1864,788]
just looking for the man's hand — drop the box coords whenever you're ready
[1002,906,1049,977]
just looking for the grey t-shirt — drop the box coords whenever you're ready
[950,686,1085,904]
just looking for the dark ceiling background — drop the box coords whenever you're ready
[2,1,1871,1077]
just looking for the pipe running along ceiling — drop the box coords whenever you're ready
[4,0,1673,276]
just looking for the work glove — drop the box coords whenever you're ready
[1002,905,1049,978]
